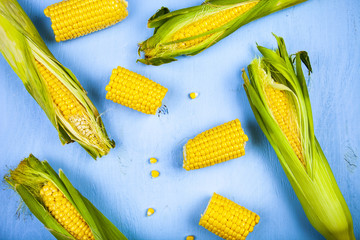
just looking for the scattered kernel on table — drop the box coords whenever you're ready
[151,170,160,178]
[189,92,198,99]
[147,208,155,216]
[186,236,195,240]
[149,157,158,164]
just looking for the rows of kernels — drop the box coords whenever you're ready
[35,60,100,145]
[40,181,94,240]
[172,1,259,48]
[44,0,128,42]
[199,193,260,240]
[265,86,305,166]
[183,119,248,170]
[35,60,83,118]
[105,66,168,115]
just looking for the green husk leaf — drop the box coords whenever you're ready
[243,35,355,240]
[139,0,308,65]
[0,0,114,159]
[4,155,128,240]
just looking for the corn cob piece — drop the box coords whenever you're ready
[199,193,260,240]
[4,155,128,240]
[183,119,248,170]
[105,66,168,115]
[40,181,94,240]
[44,0,128,42]
[138,0,308,65]
[0,0,114,159]
[243,35,355,240]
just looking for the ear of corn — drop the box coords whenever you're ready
[44,0,128,42]
[105,66,168,115]
[138,0,307,65]
[199,193,260,240]
[183,119,248,170]
[4,154,128,240]
[0,0,114,159]
[243,34,355,240]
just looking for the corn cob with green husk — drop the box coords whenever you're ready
[0,0,114,159]
[138,0,307,66]
[4,154,128,240]
[243,34,355,240]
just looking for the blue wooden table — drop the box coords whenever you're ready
[0,0,359,239]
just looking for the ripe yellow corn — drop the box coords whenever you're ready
[44,0,128,42]
[172,1,259,49]
[186,236,195,240]
[40,181,94,240]
[147,208,155,216]
[265,85,305,167]
[199,193,260,240]
[35,60,101,147]
[105,66,168,115]
[183,119,248,170]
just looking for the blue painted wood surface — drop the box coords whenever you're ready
[0,0,359,239]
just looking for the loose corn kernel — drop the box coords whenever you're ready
[189,92,198,99]
[149,158,158,164]
[171,1,259,49]
[199,193,260,240]
[44,0,128,42]
[151,170,160,178]
[183,119,248,170]
[147,208,155,216]
[35,60,101,146]
[105,66,168,115]
[265,85,305,167]
[40,181,94,240]
[186,235,195,240]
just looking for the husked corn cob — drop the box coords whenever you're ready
[4,155,128,240]
[199,193,260,240]
[35,60,101,147]
[40,181,94,240]
[265,85,305,166]
[44,0,128,42]
[172,1,259,49]
[183,119,248,170]
[105,66,168,115]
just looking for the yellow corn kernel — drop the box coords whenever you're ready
[35,60,100,146]
[44,0,128,42]
[265,86,305,167]
[186,235,195,240]
[183,119,248,170]
[189,92,198,99]
[147,208,155,216]
[151,170,160,178]
[105,66,168,115]
[149,158,158,164]
[199,193,260,240]
[172,1,259,49]
[40,181,95,240]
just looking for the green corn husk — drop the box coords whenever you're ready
[0,0,114,159]
[243,34,355,240]
[4,154,128,240]
[138,0,307,66]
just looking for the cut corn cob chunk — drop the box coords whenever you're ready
[105,66,168,115]
[40,181,94,240]
[199,193,260,240]
[183,119,248,170]
[265,85,305,167]
[172,1,259,49]
[44,0,128,42]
